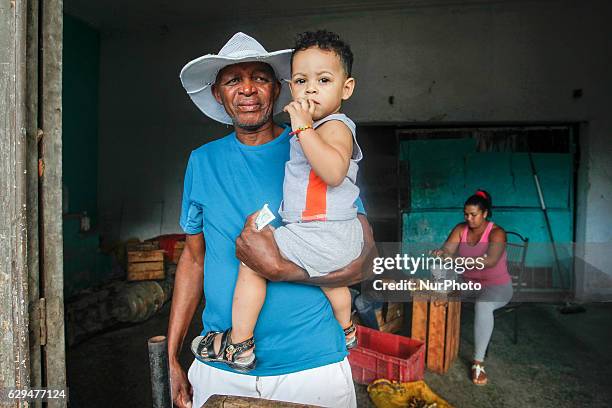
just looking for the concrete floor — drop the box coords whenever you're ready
[67,301,612,407]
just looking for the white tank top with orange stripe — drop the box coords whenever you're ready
[278,113,363,223]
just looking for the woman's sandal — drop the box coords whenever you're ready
[344,322,358,350]
[471,361,488,385]
[191,328,256,372]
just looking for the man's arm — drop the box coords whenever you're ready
[235,214,376,287]
[167,233,204,408]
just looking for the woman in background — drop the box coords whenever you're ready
[432,190,513,385]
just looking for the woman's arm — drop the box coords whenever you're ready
[432,223,463,257]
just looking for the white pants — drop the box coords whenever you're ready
[188,357,357,408]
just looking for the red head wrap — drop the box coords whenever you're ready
[475,191,487,199]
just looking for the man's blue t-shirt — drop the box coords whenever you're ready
[180,125,364,376]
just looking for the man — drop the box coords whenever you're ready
[168,32,375,408]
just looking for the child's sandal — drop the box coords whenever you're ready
[344,322,358,350]
[191,328,256,372]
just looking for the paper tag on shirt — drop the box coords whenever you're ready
[255,203,276,231]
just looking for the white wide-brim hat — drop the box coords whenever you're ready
[180,32,293,125]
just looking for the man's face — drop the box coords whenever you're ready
[212,62,280,130]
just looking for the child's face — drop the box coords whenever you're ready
[290,47,355,120]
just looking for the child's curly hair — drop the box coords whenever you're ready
[292,30,354,77]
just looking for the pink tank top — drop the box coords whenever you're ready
[458,222,511,287]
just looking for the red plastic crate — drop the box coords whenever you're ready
[348,324,425,384]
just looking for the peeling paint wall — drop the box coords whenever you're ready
[96,1,612,297]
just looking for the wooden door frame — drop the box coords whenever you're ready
[1,1,66,406]
[1,0,31,394]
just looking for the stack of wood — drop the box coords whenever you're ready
[65,280,124,346]
[65,274,176,346]
[127,241,165,281]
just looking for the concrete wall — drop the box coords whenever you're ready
[63,15,100,219]
[96,1,612,297]
[63,15,115,297]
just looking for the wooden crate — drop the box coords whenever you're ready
[172,241,185,264]
[127,250,165,281]
[411,294,461,374]
[376,302,404,333]
[126,240,159,251]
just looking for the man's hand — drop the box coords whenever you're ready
[307,214,377,287]
[170,360,192,408]
[283,98,315,131]
[236,213,377,286]
[235,212,297,281]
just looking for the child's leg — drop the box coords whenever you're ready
[321,286,352,329]
[205,262,266,357]
[192,257,265,369]
[231,263,267,351]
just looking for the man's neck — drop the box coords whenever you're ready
[235,121,284,146]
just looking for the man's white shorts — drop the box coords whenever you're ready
[188,357,357,408]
